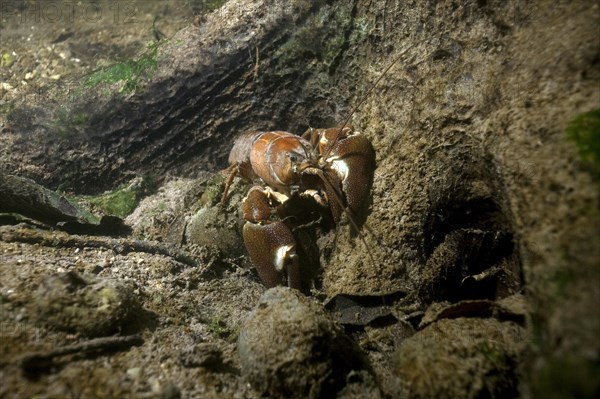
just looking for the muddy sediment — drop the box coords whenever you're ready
[1,0,599,398]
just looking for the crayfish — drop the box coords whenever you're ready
[221,125,376,290]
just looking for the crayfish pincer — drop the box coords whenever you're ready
[221,125,376,290]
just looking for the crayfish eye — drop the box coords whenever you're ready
[287,154,299,173]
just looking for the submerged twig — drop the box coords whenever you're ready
[20,334,143,376]
[0,225,197,267]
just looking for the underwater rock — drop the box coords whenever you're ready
[186,204,244,257]
[30,271,141,337]
[238,287,374,399]
[0,174,91,225]
[394,317,527,399]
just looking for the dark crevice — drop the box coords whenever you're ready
[421,160,522,303]
[424,197,508,256]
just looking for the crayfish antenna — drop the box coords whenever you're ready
[321,46,412,161]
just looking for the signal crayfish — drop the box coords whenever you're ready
[221,125,376,290]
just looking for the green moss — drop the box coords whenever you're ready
[76,207,101,224]
[83,40,162,94]
[207,315,233,338]
[479,341,504,365]
[143,201,168,224]
[352,17,372,43]
[277,24,327,62]
[0,101,15,116]
[548,266,576,297]
[275,4,366,71]
[45,39,166,137]
[533,356,600,399]
[566,109,600,180]
[85,186,139,218]
[75,178,152,218]
[199,174,226,207]
[51,107,89,138]
[1,51,14,68]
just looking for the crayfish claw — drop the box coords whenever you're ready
[242,222,300,289]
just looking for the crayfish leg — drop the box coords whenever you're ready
[220,163,239,208]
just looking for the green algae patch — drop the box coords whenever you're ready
[83,178,147,218]
[274,3,369,73]
[83,40,163,94]
[533,355,600,399]
[566,109,600,181]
